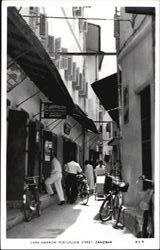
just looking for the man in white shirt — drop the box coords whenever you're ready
[65,157,82,204]
[45,154,65,205]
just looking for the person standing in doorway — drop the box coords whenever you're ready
[65,156,82,204]
[45,153,65,205]
[84,160,94,194]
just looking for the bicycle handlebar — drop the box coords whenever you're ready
[24,176,39,179]
[24,176,40,182]
[136,175,154,184]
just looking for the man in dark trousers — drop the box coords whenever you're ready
[65,156,82,204]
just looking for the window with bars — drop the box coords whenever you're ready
[123,86,129,124]
[140,86,152,189]
[72,7,83,17]
[64,57,73,81]
[79,20,88,33]
[48,36,55,57]
[40,14,46,36]
[29,7,39,32]
[55,37,61,60]
[79,81,88,97]
[74,72,82,90]
[59,48,68,70]
[72,62,76,82]
[72,67,79,88]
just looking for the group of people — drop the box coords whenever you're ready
[45,154,83,205]
[45,153,121,205]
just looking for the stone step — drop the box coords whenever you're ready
[7,194,59,230]
[120,206,144,237]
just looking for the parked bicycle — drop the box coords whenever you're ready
[99,175,129,228]
[136,175,154,238]
[76,173,90,205]
[23,176,41,222]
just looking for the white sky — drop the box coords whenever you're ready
[84,5,117,78]
[44,3,117,79]
[1,1,159,250]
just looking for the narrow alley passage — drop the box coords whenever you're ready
[7,195,136,248]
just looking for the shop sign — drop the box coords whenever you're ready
[44,140,53,161]
[36,131,40,143]
[64,122,71,135]
[43,103,67,119]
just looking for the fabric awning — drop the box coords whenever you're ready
[125,7,155,16]
[91,73,119,124]
[7,7,75,112]
[108,109,119,125]
[108,137,121,146]
[71,105,99,134]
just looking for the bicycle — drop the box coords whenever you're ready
[99,175,129,228]
[23,176,41,222]
[136,175,154,238]
[76,173,90,205]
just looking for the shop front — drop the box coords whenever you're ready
[7,109,29,207]
[6,7,98,208]
[89,149,99,169]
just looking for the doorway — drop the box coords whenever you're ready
[140,86,152,189]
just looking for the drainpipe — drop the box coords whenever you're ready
[82,126,86,171]
[115,8,122,162]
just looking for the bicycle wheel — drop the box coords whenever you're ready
[80,184,89,205]
[34,187,41,217]
[112,193,121,228]
[99,195,112,222]
[23,189,33,222]
[37,203,41,217]
[112,192,122,228]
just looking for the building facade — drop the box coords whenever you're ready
[7,6,107,206]
[116,7,155,207]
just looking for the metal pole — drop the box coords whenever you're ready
[16,90,41,108]
[55,52,116,56]
[22,15,132,22]
[46,119,59,127]
[50,119,63,131]
[73,131,84,142]
[39,99,42,121]
[82,127,86,170]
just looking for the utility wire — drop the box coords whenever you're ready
[47,119,59,127]
[16,89,41,108]
[22,15,131,22]
[51,119,63,130]
[73,132,83,142]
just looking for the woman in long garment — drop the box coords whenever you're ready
[84,160,95,193]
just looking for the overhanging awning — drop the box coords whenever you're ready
[108,109,119,126]
[71,105,99,134]
[91,73,119,124]
[7,7,75,111]
[125,7,155,16]
[108,137,121,146]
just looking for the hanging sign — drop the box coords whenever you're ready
[43,102,67,119]
[64,122,71,135]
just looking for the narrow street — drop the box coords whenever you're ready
[7,195,135,246]
[3,4,159,250]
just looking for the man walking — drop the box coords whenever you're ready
[65,156,82,204]
[45,153,65,205]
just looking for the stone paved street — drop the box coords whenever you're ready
[6,195,137,249]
